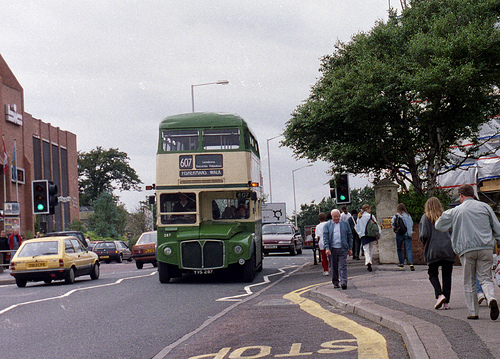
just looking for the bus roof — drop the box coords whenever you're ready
[159,112,249,131]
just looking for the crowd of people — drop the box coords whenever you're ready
[0,229,24,265]
[315,184,500,321]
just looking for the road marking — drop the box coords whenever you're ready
[283,283,389,359]
[216,265,299,302]
[0,271,157,316]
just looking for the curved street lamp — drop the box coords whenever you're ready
[191,80,229,112]
[292,164,313,227]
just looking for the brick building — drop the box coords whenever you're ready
[0,54,79,236]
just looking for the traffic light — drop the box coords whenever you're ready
[32,180,49,214]
[48,181,58,215]
[335,174,350,204]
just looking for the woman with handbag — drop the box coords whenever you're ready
[355,204,380,272]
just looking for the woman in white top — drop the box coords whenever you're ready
[355,204,381,272]
[315,212,329,275]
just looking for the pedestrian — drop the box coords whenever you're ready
[419,197,455,310]
[340,205,351,222]
[435,184,500,320]
[355,204,380,272]
[348,209,361,260]
[392,203,415,271]
[315,213,329,276]
[323,209,353,289]
[0,230,9,265]
[8,229,23,251]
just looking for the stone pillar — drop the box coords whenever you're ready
[374,179,399,264]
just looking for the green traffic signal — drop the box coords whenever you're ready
[37,204,45,211]
[339,195,346,201]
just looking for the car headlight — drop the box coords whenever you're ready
[164,247,172,255]
[234,245,243,254]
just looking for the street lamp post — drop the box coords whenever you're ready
[292,164,313,227]
[191,80,229,112]
[266,134,281,203]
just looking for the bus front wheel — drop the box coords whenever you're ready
[241,251,256,282]
[158,262,171,283]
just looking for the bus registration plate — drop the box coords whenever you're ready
[264,245,277,249]
[193,270,214,275]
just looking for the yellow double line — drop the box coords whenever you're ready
[283,283,389,359]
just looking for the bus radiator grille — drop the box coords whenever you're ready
[181,240,224,269]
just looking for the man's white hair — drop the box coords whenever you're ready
[331,209,341,216]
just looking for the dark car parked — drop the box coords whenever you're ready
[44,231,86,246]
[93,241,133,263]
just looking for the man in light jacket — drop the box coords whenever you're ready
[435,184,500,320]
[324,209,353,289]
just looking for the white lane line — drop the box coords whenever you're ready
[216,265,299,302]
[0,271,157,316]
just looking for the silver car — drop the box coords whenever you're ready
[262,223,303,256]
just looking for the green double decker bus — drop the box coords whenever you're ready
[155,112,263,283]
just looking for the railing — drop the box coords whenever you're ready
[0,250,14,273]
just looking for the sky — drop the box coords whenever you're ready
[2,1,392,216]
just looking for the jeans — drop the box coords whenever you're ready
[428,260,454,302]
[396,234,413,265]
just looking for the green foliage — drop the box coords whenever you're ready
[398,187,452,223]
[283,0,500,196]
[126,200,154,242]
[87,192,129,238]
[25,230,34,240]
[78,146,142,206]
[69,220,86,232]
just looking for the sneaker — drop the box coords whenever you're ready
[367,263,372,272]
[409,264,415,271]
[435,294,446,309]
[333,283,340,288]
[397,264,404,269]
[467,315,479,320]
[443,303,450,310]
[341,284,347,290]
[490,299,499,320]
[323,271,329,276]
[478,292,486,305]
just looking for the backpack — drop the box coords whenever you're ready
[365,214,379,238]
[393,214,407,235]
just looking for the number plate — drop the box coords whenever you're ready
[144,248,155,254]
[193,270,213,275]
[264,245,277,249]
[100,255,109,259]
[28,262,46,268]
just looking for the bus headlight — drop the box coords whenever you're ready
[234,245,243,254]
[164,247,172,256]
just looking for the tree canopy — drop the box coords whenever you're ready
[78,147,142,206]
[283,0,500,195]
[87,192,128,238]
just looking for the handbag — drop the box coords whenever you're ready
[362,214,379,245]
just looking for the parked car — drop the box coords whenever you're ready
[93,241,132,263]
[262,223,303,256]
[10,236,100,287]
[88,241,102,251]
[132,231,157,269]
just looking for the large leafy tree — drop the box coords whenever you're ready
[283,0,500,196]
[87,192,128,238]
[78,147,142,206]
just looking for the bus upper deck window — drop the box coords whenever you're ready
[162,130,199,152]
[203,128,240,150]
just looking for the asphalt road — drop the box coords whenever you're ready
[0,252,408,359]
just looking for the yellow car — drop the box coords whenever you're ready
[10,236,100,287]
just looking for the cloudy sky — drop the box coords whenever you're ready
[2,1,391,215]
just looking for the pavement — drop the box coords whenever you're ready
[1,257,499,359]
[310,256,500,359]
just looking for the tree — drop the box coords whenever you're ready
[78,147,142,206]
[87,192,128,238]
[283,0,500,196]
[126,200,154,242]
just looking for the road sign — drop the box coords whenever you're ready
[262,202,286,223]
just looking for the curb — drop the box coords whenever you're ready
[311,284,430,359]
